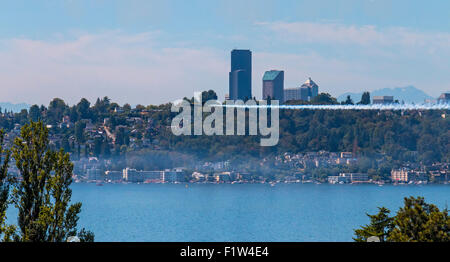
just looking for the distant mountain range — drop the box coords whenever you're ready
[0,102,30,113]
[338,86,435,104]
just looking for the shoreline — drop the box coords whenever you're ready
[73,181,449,186]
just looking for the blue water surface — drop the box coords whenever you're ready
[6,183,450,241]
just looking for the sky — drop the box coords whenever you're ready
[0,0,449,106]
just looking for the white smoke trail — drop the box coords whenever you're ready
[219,103,450,110]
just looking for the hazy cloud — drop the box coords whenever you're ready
[0,31,228,106]
[254,21,450,96]
[0,24,448,106]
[255,21,450,51]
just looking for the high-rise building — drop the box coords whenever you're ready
[284,87,301,102]
[229,49,252,100]
[300,87,310,101]
[283,77,319,102]
[301,77,319,98]
[262,70,284,102]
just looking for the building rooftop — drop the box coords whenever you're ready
[263,70,283,81]
[303,77,318,87]
[231,49,251,53]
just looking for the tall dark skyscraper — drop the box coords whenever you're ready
[229,49,252,100]
[262,70,284,102]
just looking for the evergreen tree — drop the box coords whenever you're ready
[353,207,394,242]
[48,98,68,124]
[201,90,218,103]
[388,196,449,242]
[0,129,16,241]
[74,121,86,143]
[358,92,371,105]
[354,196,449,242]
[76,98,91,120]
[123,103,132,112]
[28,105,41,122]
[11,121,94,242]
[93,136,103,157]
[342,95,354,105]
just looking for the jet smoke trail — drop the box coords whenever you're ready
[218,103,450,110]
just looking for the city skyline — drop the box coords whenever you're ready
[1,1,450,106]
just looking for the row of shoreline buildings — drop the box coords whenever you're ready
[391,168,449,184]
[81,164,185,183]
[71,152,449,185]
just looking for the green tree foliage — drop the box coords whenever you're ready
[48,98,68,124]
[11,121,94,242]
[74,121,86,143]
[388,196,449,242]
[76,98,91,120]
[0,129,16,241]
[310,93,338,104]
[183,90,218,105]
[93,136,103,157]
[15,109,29,125]
[354,196,449,242]
[358,92,371,105]
[201,90,218,102]
[0,94,448,165]
[342,95,354,105]
[92,96,111,119]
[115,127,130,146]
[168,106,448,166]
[29,105,41,122]
[417,134,440,165]
[123,103,132,112]
[353,207,394,242]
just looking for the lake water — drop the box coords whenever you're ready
[6,183,450,241]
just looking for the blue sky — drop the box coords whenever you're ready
[1,0,449,105]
